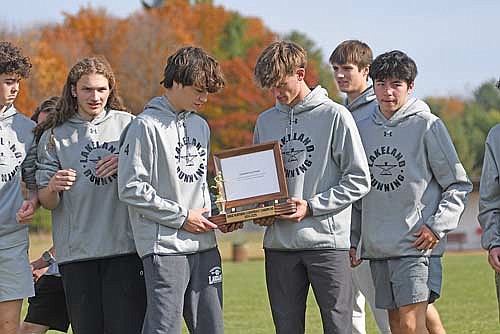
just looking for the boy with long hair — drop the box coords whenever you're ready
[36,56,146,334]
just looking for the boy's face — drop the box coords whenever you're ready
[0,73,20,109]
[332,63,369,95]
[374,77,414,118]
[72,73,110,121]
[271,68,305,107]
[37,111,50,124]
[168,81,208,112]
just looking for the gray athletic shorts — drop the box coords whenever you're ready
[428,257,442,303]
[370,257,430,309]
[0,242,34,302]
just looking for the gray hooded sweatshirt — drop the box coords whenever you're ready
[253,86,371,250]
[479,124,500,250]
[118,96,215,258]
[36,110,136,264]
[0,104,36,248]
[351,98,472,259]
[345,85,377,123]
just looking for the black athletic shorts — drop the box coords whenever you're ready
[24,275,70,332]
[59,254,146,334]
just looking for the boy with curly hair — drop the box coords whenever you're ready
[0,41,38,334]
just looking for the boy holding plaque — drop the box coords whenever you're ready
[252,40,371,334]
[118,46,236,334]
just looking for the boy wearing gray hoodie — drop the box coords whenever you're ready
[36,57,146,334]
[252,40,371,334]
[118,46,233,334]
[478,112,500,321]
[350,50,471,334]
[330,40,391,334]
[0,41,38,334]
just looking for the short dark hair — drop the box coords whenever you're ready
[161,46,225,93]
[369,50,417,85]
[0,41,31,77]
[329,40,372,69]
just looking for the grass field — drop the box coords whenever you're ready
[27,232,498,333]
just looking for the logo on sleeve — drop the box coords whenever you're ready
[280,132,315,178]
[79,141,119,186]
[0,137,23,183]
[175,136,207,183]
[208,266,222,285]
[368,146,406,192]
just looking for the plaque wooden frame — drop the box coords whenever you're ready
[208,141,296,226]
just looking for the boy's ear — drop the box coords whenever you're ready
[407,81,415,94]
[361,65,370,77]
[296,68,306,81]
[71,85,76,97]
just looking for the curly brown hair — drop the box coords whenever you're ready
[34,56,125,142]
[0,41,32,77]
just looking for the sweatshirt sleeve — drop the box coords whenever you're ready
[350,199,362,248]
[307,109,371,216]
[478,127,500,250]
[21,137,38,190]
[36,131,60,189]
[424,119,472,239]
[117,118,188,229]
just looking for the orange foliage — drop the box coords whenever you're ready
[5,2,332,150]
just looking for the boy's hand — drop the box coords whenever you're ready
[16,200,36,224]
[219,222,244,233]
[96,154,118,177]
[412,225,439,250]
[32,265,50,282]
[349,247,363,268]
[48,169,77,192]
[183,208,218,234]
[278,197,310,222]
[488,247,500,273]
[253,216,274,226]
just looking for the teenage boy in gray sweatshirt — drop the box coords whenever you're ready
[478,95,500,321]
[36,57,146,334]
[330,40,391,334]
[118,46,235,334]
[0,41,38,334]
[350,50,472,334]
[252,40,371,334]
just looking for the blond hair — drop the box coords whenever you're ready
[254,41,307,89]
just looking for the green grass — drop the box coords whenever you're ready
[27,232,498,333]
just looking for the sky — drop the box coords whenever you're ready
[1,0,498,99]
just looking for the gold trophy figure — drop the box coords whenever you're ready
[212,172,226,214]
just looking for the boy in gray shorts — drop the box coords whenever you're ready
[0,41,38,334]
[350,50,472,334]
